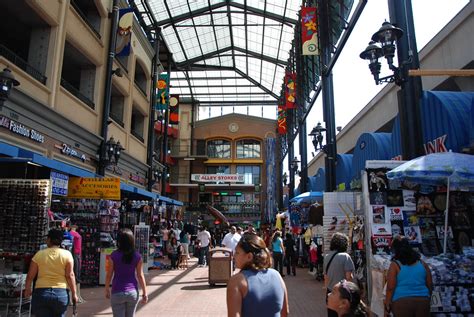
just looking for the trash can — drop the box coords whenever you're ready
[208,247,232,286]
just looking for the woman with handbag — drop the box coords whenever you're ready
[324,233,355,317]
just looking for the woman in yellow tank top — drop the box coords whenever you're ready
[25,228,78,317]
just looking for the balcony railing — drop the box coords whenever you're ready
[60,78,95,109]
[0,44,47,85]
[170,139,207,157]
[70,0,101,39]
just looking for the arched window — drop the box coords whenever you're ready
[236,139,261,158]
[207,139,231,158]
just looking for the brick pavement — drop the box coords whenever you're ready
[67,258,327,317]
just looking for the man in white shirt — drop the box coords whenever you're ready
[221,226,241,254]
[197,226,212,267]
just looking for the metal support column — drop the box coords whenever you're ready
[319,0,337,191]
[288,143,295,199]
[299,120,308,193]
[98,0,119,176]
[388,0,424,159]
[161,53,172,193]
[147,28,161,191]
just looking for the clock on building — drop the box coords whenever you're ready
[228,122,239,133]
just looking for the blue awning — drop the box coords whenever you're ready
[120,182,136,193]
[336,154,353,190]
[1,145,97,177]
[314,167,326,192]
[135,187,156,199]
[352,133,392,180]
[0,142,20,157]
[392,91,474,158]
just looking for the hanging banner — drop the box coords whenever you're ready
[285,72,296,109]
[67,177,121,200]
[169,94,180,125]
[155,73,169,110]
[277,105,287,135]
[301,7,319,55]
[116,8,134,57]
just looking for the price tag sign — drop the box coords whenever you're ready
[51,171,69,196]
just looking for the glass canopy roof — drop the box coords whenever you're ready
[143,0,301,109]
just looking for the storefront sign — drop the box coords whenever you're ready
[129,173,146,185]
[55,143,87,162]
[67,177,121,200]
[191,174,245,183]
[0,115,45,143]
[51,171,69,196]
[424,134,448,154]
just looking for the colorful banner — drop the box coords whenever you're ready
[155,73,169,110]
[265,137,277,223]
[67,177,121,200]
[285,72,296,109]
[116,8,133,57]
[301,7,319,55]
[169,95,179,125]
[277,105,287,135]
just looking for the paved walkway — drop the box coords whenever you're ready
[67,258,326,316]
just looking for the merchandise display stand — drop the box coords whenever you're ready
[361,161,474,316]
[134,223,150,273]
[0,273,30,317]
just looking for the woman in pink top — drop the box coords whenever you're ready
[105,229,148,316]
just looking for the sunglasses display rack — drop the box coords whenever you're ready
[70,200,101,286]
[99,200,120,236]
[0,179,50,253]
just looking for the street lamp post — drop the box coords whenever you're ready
[360,0,424,160]
[290,157,300,197]
[0,68,20,110]
[309,122,327,152]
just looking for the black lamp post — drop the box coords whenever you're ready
[360,22,404,85]
[0,68,20,109]
[105,136,124,166]
[359,0,424,160]
[290,157,300,175]
[309,122,327,152]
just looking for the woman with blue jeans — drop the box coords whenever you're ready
[25,228,78,317]
[105,229,148,316]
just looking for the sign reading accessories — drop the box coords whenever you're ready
[0,115,45,143]
[191,174,245,183]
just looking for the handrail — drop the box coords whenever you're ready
[0,44,47,85]
[60,78,95,109]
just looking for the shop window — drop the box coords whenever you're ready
[0,1,50,84]
[110,85,125,127]
[236,165,261,185]
[206,166,230,174]
[61,41,96,109]
[207,139,231,158]
[134,60,148,96]
[131,107,145,142]
[70,0,102,38]
[236,139,261,158]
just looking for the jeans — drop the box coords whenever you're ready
[285,253,297,276]
[111,290,139,317]
[198,246,209,265]
[32,288,69,317]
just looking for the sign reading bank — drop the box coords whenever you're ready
[191,174,245,183]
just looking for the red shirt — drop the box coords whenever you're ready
[69,230,82,255]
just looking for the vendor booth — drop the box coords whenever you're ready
[361,155,474,316]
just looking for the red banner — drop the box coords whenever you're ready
[285,72,296,109]
[277,105,287,135]
[301,7,319,55]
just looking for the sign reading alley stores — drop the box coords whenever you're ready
[67,177,121,200]
[191,174,245,183]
